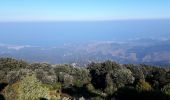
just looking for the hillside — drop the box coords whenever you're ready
[0,39,170,66]
[1,58,170,100]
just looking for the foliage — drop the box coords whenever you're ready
[125,64,145,80]
[18,74,50,100]
[28,63,52,71]
[1,58,170,100]
[136,80,152,92]
[35,69,57,85]
[0,70,5,82]
[0,58,28,72]
[88,60,134,95]
[3,74,50,100]
[6,71,20,84]
[86,83,95,93]
[6,69,32,84]
[162,83,170,95]
[53,64,90,87]
[104,74,116,95]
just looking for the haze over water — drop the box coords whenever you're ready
[0,19,170,46]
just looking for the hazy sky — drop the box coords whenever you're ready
[0,0,170,21]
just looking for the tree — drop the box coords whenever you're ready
[0,58,28,72]
[125,64,145,81]
[162,83,170,95]
[3,74,51,100]
[88,61,134,95]
[136,80,152,92]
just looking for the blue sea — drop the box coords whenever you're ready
[0,19,170,46]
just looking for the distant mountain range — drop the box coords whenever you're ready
[0,38,170,66]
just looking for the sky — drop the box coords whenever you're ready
[0,0,170,21]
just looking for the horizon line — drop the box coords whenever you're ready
[0,18,170,23]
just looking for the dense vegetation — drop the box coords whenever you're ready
[0,58,170,100]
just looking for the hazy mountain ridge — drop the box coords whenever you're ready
[0,38,170,66]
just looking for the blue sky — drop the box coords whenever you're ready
[0,0,170,21]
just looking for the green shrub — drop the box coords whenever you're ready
[4,74,51,100]
[35,69,57,85]
[0,58,28,72]
[0,70,5,82]
[6,69,32,84]
[136,80,152,92]
[105,74,117,95]
[162,83,170,95]
[6,71,20,84]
